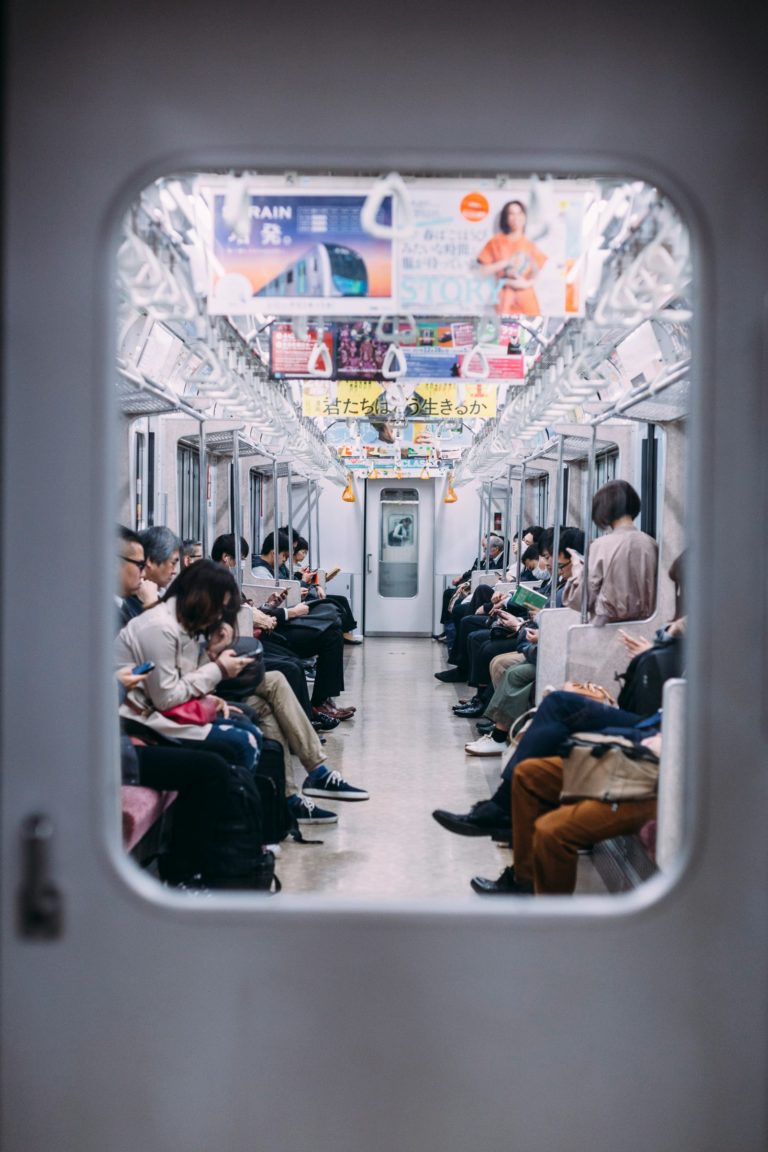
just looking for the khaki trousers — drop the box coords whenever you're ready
[247,670,325,793]
[511,756,657,894]
[489,649,525,687]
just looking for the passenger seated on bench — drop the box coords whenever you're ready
[210,533,336,734]
[469,728,663,896]
[205,614,369,816]
[251,532,354,724]
[180,539,203,567]
[289,532,362,644]
[136,526,181,608]
[451,528,583,717]
[561,479,658,625]
[117,525,147,628]
[435,552,685,834]
[436,533,506,640]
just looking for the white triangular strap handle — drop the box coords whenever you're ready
[461,345,490,379]
[375,313,419,344]
[381,343,407,379]
[308,340,333,378]
[475,309,500,344]
[221,176,252,244]
[361,172,415,240]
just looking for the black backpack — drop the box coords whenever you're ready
[201,762,281,892]
[253,736,293,845]
[616,636,683,717]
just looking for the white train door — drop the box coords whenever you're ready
[2,5,767,1152]
[364,480,434,634]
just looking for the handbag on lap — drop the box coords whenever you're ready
[558,732,660,803]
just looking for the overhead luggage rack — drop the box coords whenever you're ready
[116,374,192,417]
[179,429,264,458]
[610,378,689,424]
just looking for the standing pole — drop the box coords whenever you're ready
[516,464,526,584]
[504,464,512,572]
[484,482,493,571]
[231,430,242,591]
[272,459,280,585]
[550,437,565,608]
[198,420,207,558]
[582,426,597,623]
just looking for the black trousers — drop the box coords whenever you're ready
[467,631,522,688]
[260,639,313,720]
[324,593,357,633]
[448,613,491,668]
[136,746,230,881]
[277,622,345,704]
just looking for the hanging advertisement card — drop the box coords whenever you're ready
[207,190,395,316]
[270,323,335,378]
[397,183,593,317]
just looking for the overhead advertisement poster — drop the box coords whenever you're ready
[398,183,593,318]
[301,379,496,419]
[208,190,395,316]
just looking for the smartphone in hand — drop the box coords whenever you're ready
[131,661,155,675]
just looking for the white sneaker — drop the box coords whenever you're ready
[343,632,364,644]
[465,733,506,756]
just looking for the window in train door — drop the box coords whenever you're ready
[535,475,549,527]
[379,488,419,598]
[250,470,264,554]
[177,444,200,540]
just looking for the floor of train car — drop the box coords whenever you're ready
[276,636,607,900]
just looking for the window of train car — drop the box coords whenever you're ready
[114,170,691,904]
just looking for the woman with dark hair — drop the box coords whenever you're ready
[561,479,658,625]
[116,559,263,768]
[476,200,547,316]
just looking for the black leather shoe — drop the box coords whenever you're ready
[453,699,486,717]
[475,719,493,733]
[311,712,340,731]
[432,800,509,839]
[470,866,534,896]
[434,667,467,683]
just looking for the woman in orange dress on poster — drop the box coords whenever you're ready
[476,199,547,315]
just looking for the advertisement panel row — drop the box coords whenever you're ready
[204,178,595,319]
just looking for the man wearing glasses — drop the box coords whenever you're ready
[116,525,147,628]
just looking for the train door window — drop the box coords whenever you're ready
[379,488,419,598]
[112,168,692,905]
[134,430,145,530]
[561,465,570,525]
[177,443,200,540]
[133,426,155,529]
[250,470,264,553]
[640,425,659,538]
[535,474,549,526]
[595,447,618,489]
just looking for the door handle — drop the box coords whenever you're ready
[367,553,372,574]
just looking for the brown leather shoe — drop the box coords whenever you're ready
[315,699,356,719]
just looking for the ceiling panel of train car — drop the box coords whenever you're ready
[115,172,691,480]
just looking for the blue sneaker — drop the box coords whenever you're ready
[287,794,338,825]
[302,767,369,801]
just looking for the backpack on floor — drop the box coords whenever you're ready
[201,762,281,892]
[616,637,683,717]
[253,736,293,845]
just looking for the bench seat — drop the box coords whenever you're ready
[122,786,177,852]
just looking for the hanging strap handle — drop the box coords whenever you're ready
[361,172,415,239]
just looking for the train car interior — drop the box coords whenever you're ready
[115,169,690,898]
